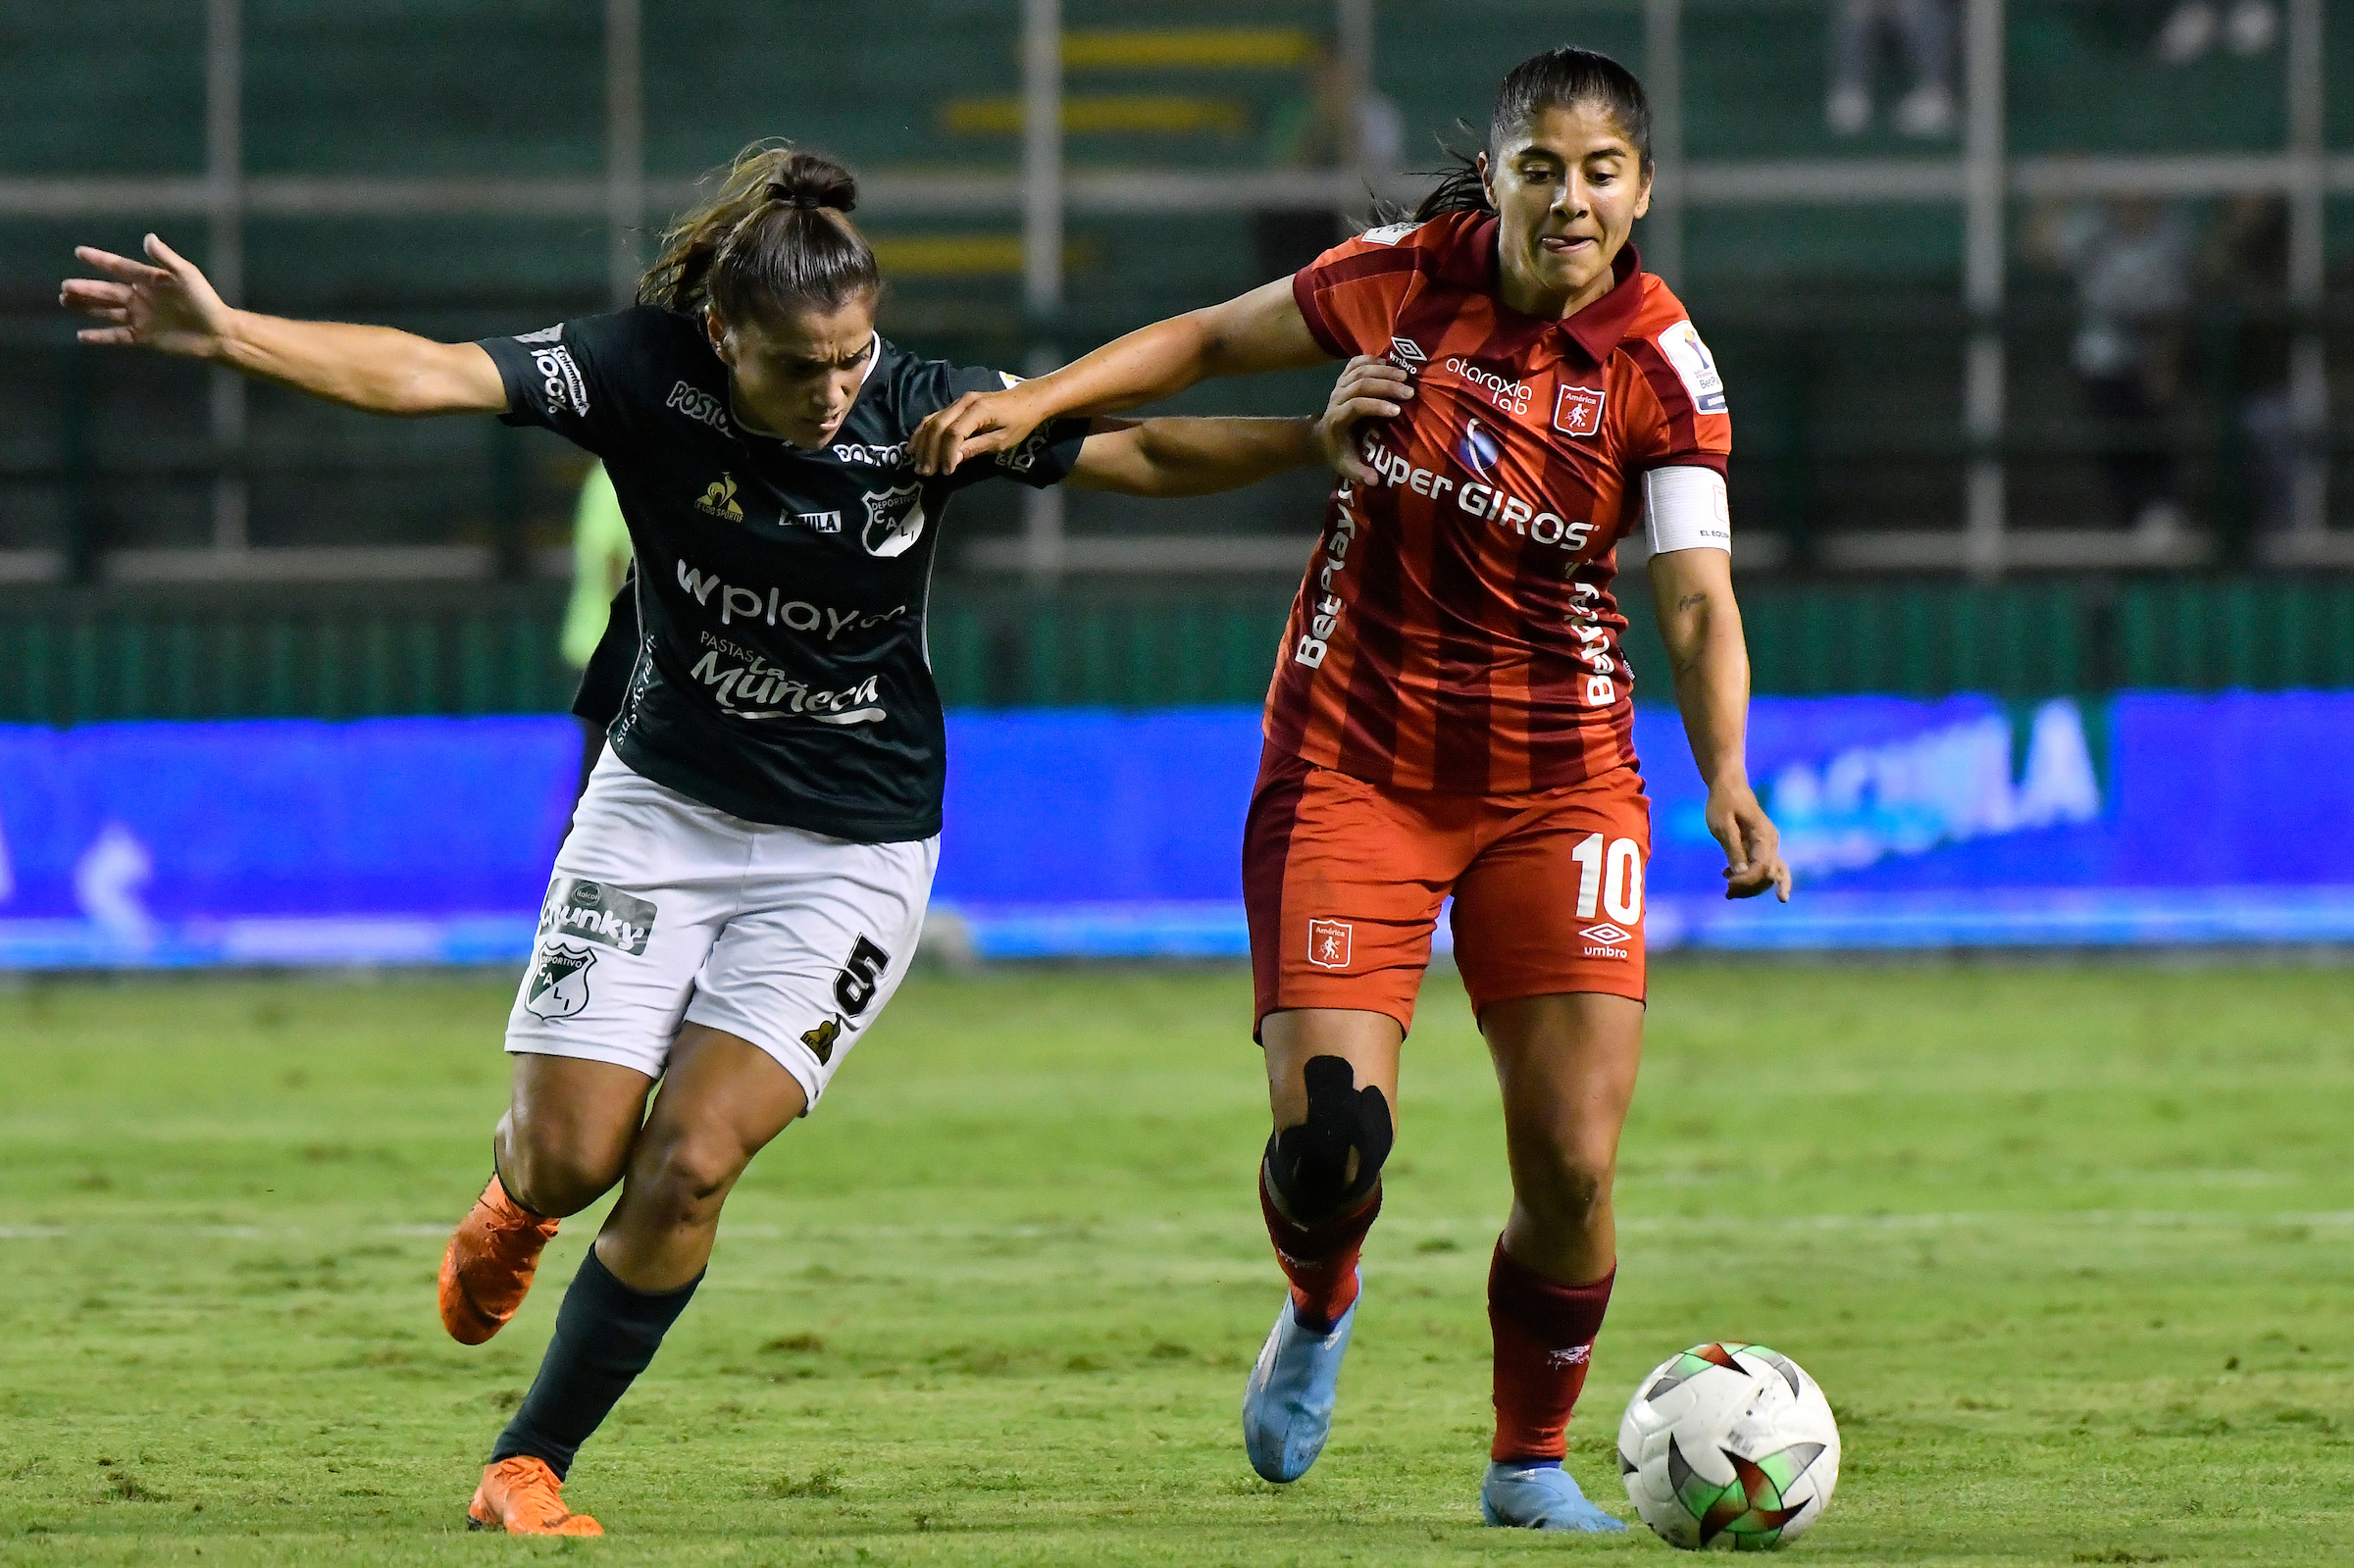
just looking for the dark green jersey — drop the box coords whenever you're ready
[481,308,1084,842]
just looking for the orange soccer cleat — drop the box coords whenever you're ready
[438,1173,560,1345]
[467,1455,602,1536]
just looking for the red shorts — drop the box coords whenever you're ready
[1243,744,1651,1037]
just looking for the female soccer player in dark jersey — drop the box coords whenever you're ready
[913,50,1792,1531]
[60,143,1374,1537]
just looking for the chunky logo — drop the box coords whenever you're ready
[1306,918,1354,970]
[1555,383,1607,438]
[665,379,730,432]
[524,941,597,1021]
[1445,357,1533,416]
[695,473,742,521]
[860,484,927,558]
[538,877,656,955]
[1656,321,1728,414]
[531,342,589,417]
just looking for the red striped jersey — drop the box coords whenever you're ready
[1269,210,1732,794]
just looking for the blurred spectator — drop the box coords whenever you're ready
[2154,1,2278,65]
[1253,41,1403,278]
[1825,0,1957,139]
[2029,199,2198,546]
[2205,196,2295,545]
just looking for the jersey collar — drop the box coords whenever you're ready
[1458,216,1647,370]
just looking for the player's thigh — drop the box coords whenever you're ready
[1261,1008,1405,1130]
[504,752,739,1086]
[1449,766,1652,1018]
[617,1022,810,1200]
[1242,746,1466,1041]
[502,1052,654,1203]
[682,830,938,1115]
[1481,992,1646,1180]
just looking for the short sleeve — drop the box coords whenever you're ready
[1624,315,1733,476]
[937,364,1088,491]
[477,311,646,455]
[1290,222,1427,360]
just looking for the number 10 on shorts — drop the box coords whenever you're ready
[1570,833,1644,925]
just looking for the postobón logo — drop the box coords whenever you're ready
[696,473,743,521]
[538,877,656,955]
[1306,918,1354,970]
[1456,416,1504,477]
[525,941,597,1021]
[1554,383,1607,438]
[860,484,927,557]
[665,379,730,433]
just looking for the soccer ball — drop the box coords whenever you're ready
[1616,1342,1841,1550]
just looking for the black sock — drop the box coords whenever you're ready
[488,1245,702,1479]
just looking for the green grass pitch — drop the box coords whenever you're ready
[2,961,2349,1565]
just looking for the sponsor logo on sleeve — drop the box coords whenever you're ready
[537,877,657,955]
[996,426,1051,474]
[1306,918,1354,969]
[524,941,597,1021]
[694,473,743,521]
[1655,322,1728,414]
[531,342,590,417]
[859,484,928,557]
[665,379,731,433]
[1554,383,1607,438]
[1358,221,1422,246]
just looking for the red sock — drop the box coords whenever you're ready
[1258,1167,1380,1330]
[1488,1242,1614,1464]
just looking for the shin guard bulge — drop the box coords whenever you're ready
[1488,1244,1615,1464]
[490,1246,702,1479]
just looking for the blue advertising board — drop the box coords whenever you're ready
[2,694,2351,968]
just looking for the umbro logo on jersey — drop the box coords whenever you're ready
[1387,336,1426,370]
[859,484,927,558]
[695,473,743,521]
[1554,384,1606,438]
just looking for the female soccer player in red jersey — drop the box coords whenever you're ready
[913,48,1792,1530]
[60,145,1370,1537]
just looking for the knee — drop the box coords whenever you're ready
[1265,1055,1395,1226]
[635,1128,750,1232]
[1515,1142,1613,1233]
[497,1119,628,1218]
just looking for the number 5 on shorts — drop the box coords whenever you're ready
[833,935,892,1017]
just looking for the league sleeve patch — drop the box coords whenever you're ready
[1356,221,1423,247]
[998,371,1024,389]
[1653,321,1728,415]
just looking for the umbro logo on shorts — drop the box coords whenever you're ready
[1579,922,1632,958]
[1307,918,1354,969]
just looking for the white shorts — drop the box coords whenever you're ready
[504,749,938,1112]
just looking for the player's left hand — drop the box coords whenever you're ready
[1314,354,1413,485]
[1706,782,1792,902]
[911,387,1043,477]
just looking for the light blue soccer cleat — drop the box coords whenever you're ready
[1241,1277,1358,1483]
[1479,1460,1629,1532]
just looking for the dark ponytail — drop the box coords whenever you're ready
[639,142,881,322]
[1408,46,1653,223]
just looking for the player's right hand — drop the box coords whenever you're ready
[60,233,235,358]
[1314,354,1413,486]
[910,387,1044,477]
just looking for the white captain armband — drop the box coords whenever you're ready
[1641,466,1731,555]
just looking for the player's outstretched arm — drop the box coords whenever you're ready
[911,277,1330,477]
[60,232,506,417]
[1650,545,1791,902]
[1067,357,1414,496]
